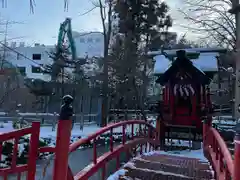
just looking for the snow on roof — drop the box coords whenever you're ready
[142,149,209,162]
[192,53,219,72]
[148,47,226,56]
[153,55,171,74]
[107,169,127,180]
[153,52,219,75]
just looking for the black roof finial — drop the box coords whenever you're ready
[59,95,74,120]
[176,50,186,60]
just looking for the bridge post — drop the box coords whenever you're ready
[234,123,240,180]
[53,95,73,180]
[202,115,210,157]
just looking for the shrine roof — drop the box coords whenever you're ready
[155,50,212,85]
[153,52,219,75]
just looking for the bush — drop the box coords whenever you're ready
[12,120,19,129]
[1,136,49,167]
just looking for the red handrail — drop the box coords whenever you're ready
[0,122,40,180]
[67,120,159,180]
[69,120,157,152]
[205,127,233,180]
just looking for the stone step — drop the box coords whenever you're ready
[117,154,214,180]
[140,154,210,169]
[131,158,213,179]
[122,167,195,180]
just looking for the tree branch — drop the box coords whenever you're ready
[180,0,235,49]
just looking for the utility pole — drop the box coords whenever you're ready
[1,20,8,70]
[0,20,24,70]
[229,0,240,119]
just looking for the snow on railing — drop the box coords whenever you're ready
[0,122,40,180]
[67,120,159,180]
[204,127,234,180]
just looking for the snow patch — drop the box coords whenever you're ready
[123,162,135,169]
[127,166,191,178]
[107,169,127,180]
[142,149,208,162]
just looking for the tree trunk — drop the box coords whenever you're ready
[99,0,112,127]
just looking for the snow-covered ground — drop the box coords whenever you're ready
[0,121,147,168]
[212,115,237,125]
[142,149,208,162]
[0,119,157,166]
[107,149,209,180]
[0,121,99,141]
[0,120,154,146]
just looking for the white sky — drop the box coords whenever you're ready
[0,0,196,45]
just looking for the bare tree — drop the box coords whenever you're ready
[179,0,235,49]
[91,0,113,126]
[0,65,36,113]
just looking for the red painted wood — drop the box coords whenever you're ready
[122,124,126,144]
[166,85,169,105]
[0,127,33,140]
[0,117,236,180]
[27,122,40,180]
[39,147,55,153]
[17,172,21,180]
[169,85,174,121]
[0,122,40,180]
[102,164,106,180]
[73,138,159,180]
[131,124,134,140]
[67,166,74,180]
[202,121,208,155]
[110,128,113,152]
[204,127,234,180]
[66,120,157,179]
[163,87,167,106]
[93,139,97,164]
[0,165,28,176]
[192,94,196,117]
[0,142,2,163]
[11,138,18,168]
[234,138,240,180]
[116,155,120,170]
[53,120,72,180]
[69,120,157,153]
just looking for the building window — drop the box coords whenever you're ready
[32,54,41,60]
[87,38,93,42]
[18,67,26,75]
[80,38,85,43]
[95,38,101,43]
[31,66,42,73]
[17,53,20,60]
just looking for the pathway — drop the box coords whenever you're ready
[108,150,215,180]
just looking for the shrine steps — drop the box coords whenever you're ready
[118,153,215,180]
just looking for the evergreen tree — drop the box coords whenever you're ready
[44,45,72,82]
[108,0,173,114]
[172,34,201,49]
[114,0,172,51]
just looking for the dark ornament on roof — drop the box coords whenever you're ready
[156,50,211,85]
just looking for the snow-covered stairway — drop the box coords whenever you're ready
[108,150,215,180]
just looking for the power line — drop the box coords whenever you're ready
[0,41,44,67]
[78,7,97,17]
[0,42,77,80]
[52,31,103,39]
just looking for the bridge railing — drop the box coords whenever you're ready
[204,126,234,180]
[0,122,40,180]
[67,120,159,180]
[202,115,240,180]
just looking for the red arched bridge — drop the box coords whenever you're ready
[0,118,239,180]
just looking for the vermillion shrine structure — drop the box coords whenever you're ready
[0,50,239,180]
